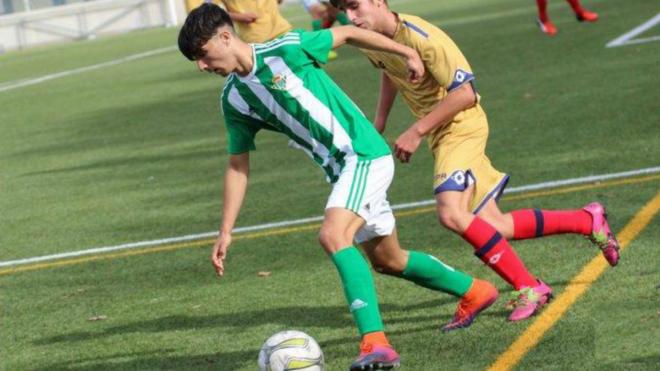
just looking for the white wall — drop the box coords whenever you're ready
[0,0,187,51]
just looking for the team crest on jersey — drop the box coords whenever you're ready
[377,61,386,69]
[271,74,288,90]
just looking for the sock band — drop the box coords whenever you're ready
[533,208,544,237]
[475,232,502,258]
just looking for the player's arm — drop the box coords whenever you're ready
[227,11,258,23]
[409,83,476,137]
[330,26,424,82]
[212,152,250,277]
[394,83,476,162]
[217,1,257,23]
[374,72,397,133]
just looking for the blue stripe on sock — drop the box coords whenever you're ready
[534,208,544,237]
[475,232,502,258]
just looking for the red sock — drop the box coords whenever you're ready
[462,217,537,290]
[511,209,592,240]
[565,0,585,14]
[536,0,550,22]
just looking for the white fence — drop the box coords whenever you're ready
[0,0,186,51]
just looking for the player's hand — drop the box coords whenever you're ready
[211,231,232,277]
[394,126,423,163]
[405,50,425,83]
[240,12,258,23]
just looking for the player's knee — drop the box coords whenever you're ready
[318,229,350,253]
[436,207,464,233]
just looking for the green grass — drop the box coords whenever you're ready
[1,0,659,369]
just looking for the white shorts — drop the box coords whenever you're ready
[326,155,396,244]
[301,0,322,12]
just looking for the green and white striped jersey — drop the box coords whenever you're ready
[220,29,391,183]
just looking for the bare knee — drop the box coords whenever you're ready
[436,206,466,233]
[318,228,352,254]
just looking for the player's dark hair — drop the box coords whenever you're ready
[330,0,387,10]
[178,3,234,61]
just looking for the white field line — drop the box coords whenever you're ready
[0,46,177,93]
[606,13,660,48]
[1,166,659,268]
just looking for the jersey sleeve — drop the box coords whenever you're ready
[299,29,333,65]
[222,99,262,154]
[421,37,475,93]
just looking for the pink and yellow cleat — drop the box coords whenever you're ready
[350,342,400,371]
[583,202,620,266]
[508,280,553,321]
[442,279,498,332]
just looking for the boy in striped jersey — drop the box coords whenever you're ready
[179,4,498,369]
[332,0,619,321]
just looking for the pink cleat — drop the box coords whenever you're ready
[583,202,620,266]
[350,343,400,371]
[507,280,553,321]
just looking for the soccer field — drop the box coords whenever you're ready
[1,0,659,369]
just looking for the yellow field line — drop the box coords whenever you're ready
[1,175,658,277]
[488,191,660,371]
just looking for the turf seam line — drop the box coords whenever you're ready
[1,167,659,269]
[488,191,660,371]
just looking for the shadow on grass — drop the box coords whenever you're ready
[34,323,442,371]
[34,298,456,346]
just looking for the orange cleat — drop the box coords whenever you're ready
[536,18,558,36]
[577,11,599,22]
[442,279,498,332]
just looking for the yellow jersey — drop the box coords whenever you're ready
[361,13,486,147]
[219,0,292,43]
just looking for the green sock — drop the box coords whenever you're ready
[336,12,351,25]
[332,246,384,335]
[401,251,473,297]
[311,19,322,31]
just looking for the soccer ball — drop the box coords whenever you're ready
[257,330,325,371]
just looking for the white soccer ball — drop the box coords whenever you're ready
[257,330,325,371]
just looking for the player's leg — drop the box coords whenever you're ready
[322,156,398,370]
[432,120,551,321]
[325,2,351,26]
[320,208,397,371]
[437,188,553,321]
[479,200,620,266]
[535,0,558,36]
[566,0,598,22]
[359,229,498,332]
[302,0,326,30]
[303,1,338,59]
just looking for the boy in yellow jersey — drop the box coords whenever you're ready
[216,0,292,43]
[332,0,620,322]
